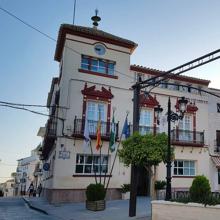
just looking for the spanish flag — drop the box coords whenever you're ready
[96,118,102,150]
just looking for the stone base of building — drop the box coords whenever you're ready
[43,188,121,203]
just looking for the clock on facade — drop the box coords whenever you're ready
[94,44,106,55]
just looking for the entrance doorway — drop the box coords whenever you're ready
[137,166,150,196]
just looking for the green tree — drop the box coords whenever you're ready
[118,132,170,198]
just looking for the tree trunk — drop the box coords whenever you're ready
[151,165,157,200]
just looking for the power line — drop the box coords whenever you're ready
[137,49,220,91]
[0,104,64,120]
[0,5,134,81]
[143,82,220,99]
[0,100,66,109]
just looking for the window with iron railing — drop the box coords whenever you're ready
[139,109,153,135]
[86,101,107,133]
[178,115,192,141]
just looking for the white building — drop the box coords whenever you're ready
[16,147,40,195]
[1,179,15,197]
[40,21,220,203]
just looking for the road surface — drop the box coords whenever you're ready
[0,197,56,220]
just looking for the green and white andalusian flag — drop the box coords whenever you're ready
[109,112,116,152]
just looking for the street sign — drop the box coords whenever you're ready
[43,163,50,171]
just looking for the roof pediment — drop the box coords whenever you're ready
[55,24,137,61]
[81,83,113,99]
[140,94,159,108]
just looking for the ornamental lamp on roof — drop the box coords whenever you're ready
[91,9,101,29]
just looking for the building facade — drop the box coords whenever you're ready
[1,179,15,197]
[16,147,40,195]
[40,23,220,203]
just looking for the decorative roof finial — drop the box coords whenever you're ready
[91,9,101,29]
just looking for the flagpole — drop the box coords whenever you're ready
[103,143,110,188]
[103,107,116,187]
[103,108,116,188]
[105,113,129,192]
[89,140,97,184]
[99,144,102,184]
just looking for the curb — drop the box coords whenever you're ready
[22,197,48,215]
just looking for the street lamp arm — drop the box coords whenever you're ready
[133,48,220,90]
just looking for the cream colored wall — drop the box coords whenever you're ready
[56,34,133,138]
[152,201,220,220]
[157,146,210,189]
[208,89,220,151]
[43,32,216,192]
[207,89,220,191]
[149,87,212,190]
[52,137,130,189]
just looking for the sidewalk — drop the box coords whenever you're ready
[23,196,152,220]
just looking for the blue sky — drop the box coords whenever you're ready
[0,0,220,182]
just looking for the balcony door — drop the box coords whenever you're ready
[139,109,153,135]
[178,115,192,141]
[86,101,107,134]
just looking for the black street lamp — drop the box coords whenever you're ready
[154,96,188,200]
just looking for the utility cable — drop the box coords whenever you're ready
[0,100,66,109]
[148,82,220,99]
[0,104,64,120]
[0,5,134,81]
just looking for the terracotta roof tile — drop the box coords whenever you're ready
[130,64,210,86]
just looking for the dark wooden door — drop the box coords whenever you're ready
[137,166,150,196]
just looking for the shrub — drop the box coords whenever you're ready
[121,184,130,193]
[86,183,105,201]
[189,175,211,203]
[155,180,166,190]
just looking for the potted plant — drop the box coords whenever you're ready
[155,180,166,200]
[121,184,130,200]
[86,183,106,211]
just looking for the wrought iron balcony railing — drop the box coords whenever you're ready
[73,118,119,140]
[42,119,57,159]
[46,119,57,137]
[171,129,204,146]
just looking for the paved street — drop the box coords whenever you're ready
[24,196,151,220]
[0,197,57,220]
[0,196,151,220]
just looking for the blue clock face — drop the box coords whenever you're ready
[94,44,106,55]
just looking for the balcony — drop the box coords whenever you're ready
[129,125,159,135]
[45,119,57,137]
[42,119,57,159]
[171,129,204,147]
[72,118,119,141]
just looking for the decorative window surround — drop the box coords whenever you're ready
[175,99,198,141]
[139,94,159,135]
[81,83,114,134]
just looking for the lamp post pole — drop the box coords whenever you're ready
[129,81,140,217]
[166,97,172,200]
